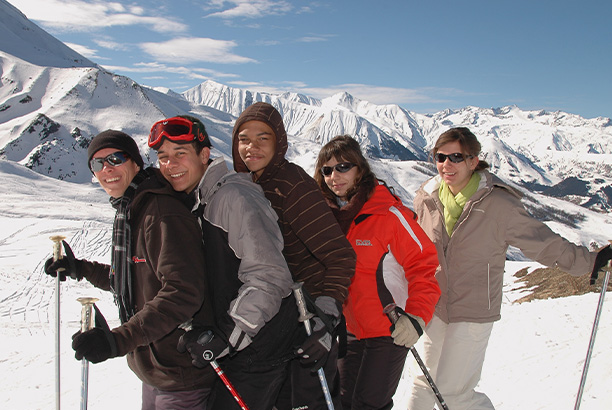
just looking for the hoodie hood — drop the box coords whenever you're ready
[231,102,288,182]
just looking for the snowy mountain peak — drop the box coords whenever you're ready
[0,0,95,68]
[323,91,359,109]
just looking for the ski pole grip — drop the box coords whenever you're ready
[291,282,314,324]
[50,235,66,272]
[383,303,400,324]
[77,297,99,333]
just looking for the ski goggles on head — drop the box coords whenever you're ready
[148,117,206,149]
[89,151,131,173]
[320,162,356,176]
[434,152,473,163]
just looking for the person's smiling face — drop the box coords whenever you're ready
[92,148,140,198]
[156,139,209,193]
[322,157,358,201]
[435,141,478,195]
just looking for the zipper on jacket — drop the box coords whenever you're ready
[487,263,491,310]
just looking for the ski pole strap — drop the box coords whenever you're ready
[93,304,117,358]
[392,307,424,337]
[336,315,348,359]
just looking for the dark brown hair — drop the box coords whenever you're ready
[314,135,377,202]
[177,114,212,154]
[433,127,489,171]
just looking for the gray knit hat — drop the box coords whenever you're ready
[87,130,144,172]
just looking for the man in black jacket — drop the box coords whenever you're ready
[45,130,215,409]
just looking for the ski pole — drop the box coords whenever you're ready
[291,282,335,410]
[574,251,611,410]
[77,297,98,410]
[179,321,249,410]
[383,303,449,410]
[209,359,249,410]
[50,235,66,410]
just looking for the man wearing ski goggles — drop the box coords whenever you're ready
[149,114,298,409]
[148,116,208,149]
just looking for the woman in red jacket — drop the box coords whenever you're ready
[314,135,441,410]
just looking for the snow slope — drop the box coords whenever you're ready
[0,159,610,410]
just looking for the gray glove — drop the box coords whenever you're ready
[389,307,424,348]
[391,315,421,347]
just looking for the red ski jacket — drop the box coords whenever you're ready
[343,184,441,339]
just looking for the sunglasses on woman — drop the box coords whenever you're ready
[320,162,356,176]
[148,117,206,149]
[434,152,473,163]
[89,151,131,173]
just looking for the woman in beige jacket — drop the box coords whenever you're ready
[407,127,611,410]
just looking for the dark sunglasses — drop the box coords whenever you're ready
[89,151,131,173]
[148,117,206,149]
[434,152,473,163]
[320,162,356,177]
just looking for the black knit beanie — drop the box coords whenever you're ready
[87,130,144,172]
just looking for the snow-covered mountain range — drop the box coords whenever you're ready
[0,0,610,247]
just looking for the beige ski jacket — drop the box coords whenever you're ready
[414,169,596,323]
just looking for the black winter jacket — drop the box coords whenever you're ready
[80,168,215,391]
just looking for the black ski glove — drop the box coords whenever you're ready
[296,296,341,372]
[177,328,229,368]
[297,317,333,372]
[44,240,82,281]
[590,245,612,285]
[72,305,117,364]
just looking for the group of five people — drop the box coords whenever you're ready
[46,102,612,410]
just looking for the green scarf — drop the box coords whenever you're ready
[439,172,481,236]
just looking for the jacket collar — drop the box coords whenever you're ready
[194,157,230,208]
[420,170,523,200]
[358,183,400,215]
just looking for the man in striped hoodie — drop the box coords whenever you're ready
[232,102,357,409]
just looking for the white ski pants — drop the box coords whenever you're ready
[406,316,495,410]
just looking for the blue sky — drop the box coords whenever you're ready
[7,0,612,119]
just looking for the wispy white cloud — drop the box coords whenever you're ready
[103,62,240,82]
[297,36,330,43]
[227,81,461,106]
[205,0,292,19]
[64,42,99,59]
[255,40,280,46]
[93,38,130,51]
[140,37,256,64]
[321,84,458,105]
[9,0,187,32]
